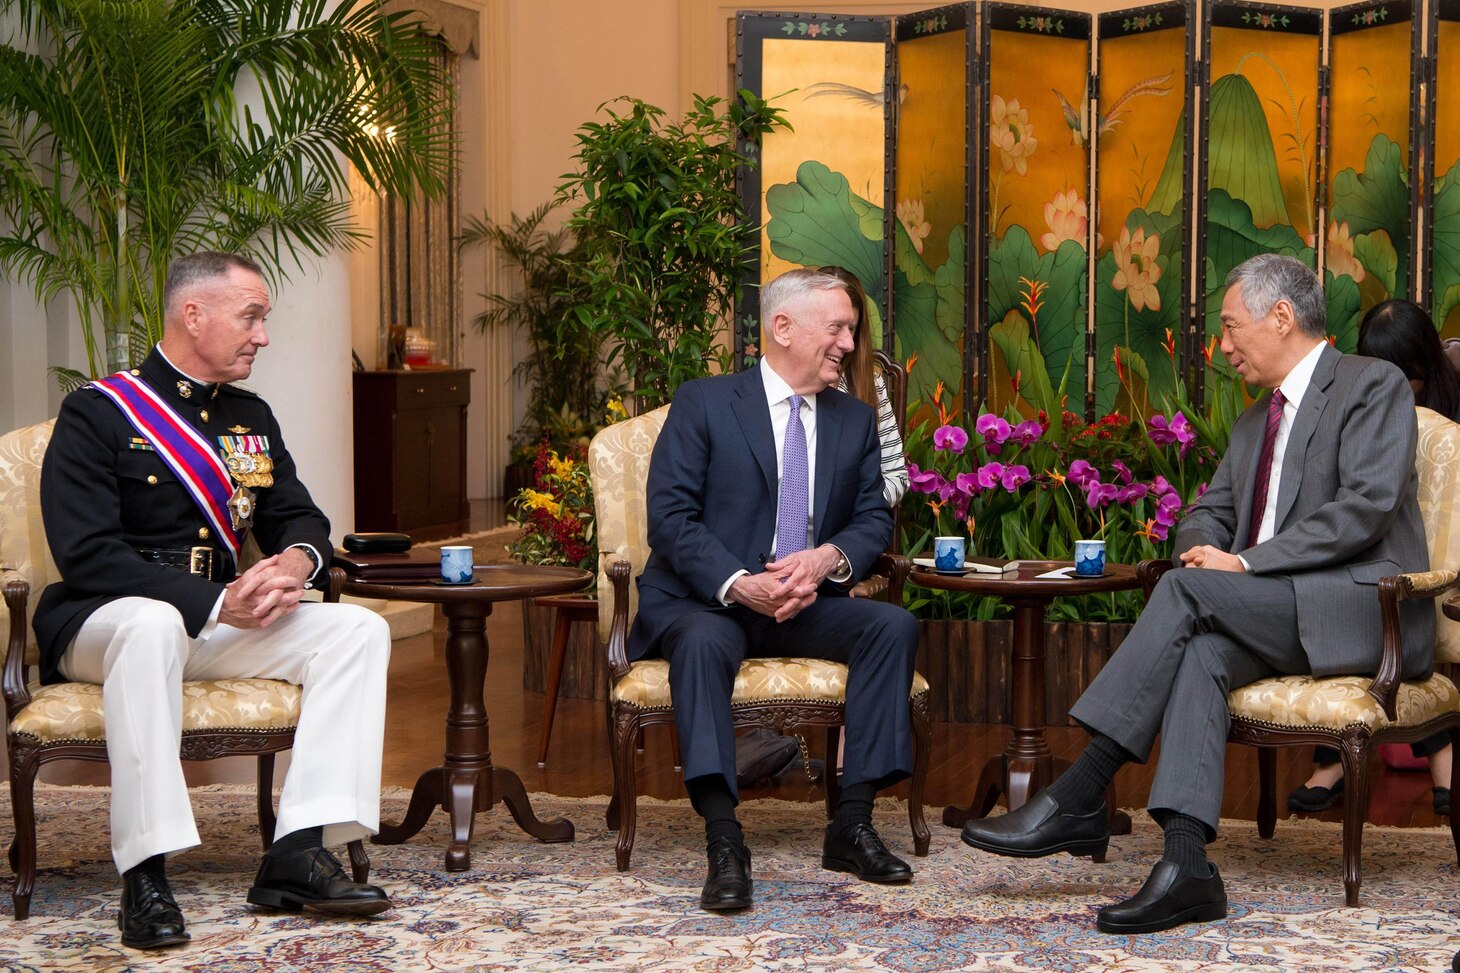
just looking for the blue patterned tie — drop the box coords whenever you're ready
[776,394,809,558]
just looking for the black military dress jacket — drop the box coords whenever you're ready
[32,347,331,683]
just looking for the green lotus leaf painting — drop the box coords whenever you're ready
[987,227,1087,403]
[1331,133,1409,297]
[1433,160,1460,332]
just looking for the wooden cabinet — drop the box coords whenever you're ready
[353,369,471,541]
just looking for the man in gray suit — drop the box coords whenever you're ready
[962,253,1432,933]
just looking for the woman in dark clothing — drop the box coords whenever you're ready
[1288,299,1458,815]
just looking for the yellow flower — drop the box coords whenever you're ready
[519,489,561,518]
[548,452,575,479]
[605,396,628,423]
[1044,468,1066,488]
[1326,220,1366,283]
[1110,224,1163,312]
[990,94,1038,175]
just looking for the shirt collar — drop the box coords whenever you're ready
[759,357,817,412]
[1276,340,1326,411]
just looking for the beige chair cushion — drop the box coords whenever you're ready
[1228,672,1460,732]
[589,407,671,643]
[611,657,931,709]
[10,678,302,744]
[1415,407,1460,663]
[0,420,59,667]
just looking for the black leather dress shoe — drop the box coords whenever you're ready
[247,846,391,916]
[119,869,191,950]
[1096,861,1227,934]
[822,823,913,883]
[1287,777,1343,812]
[960,791,1109,859]
[1451,946,1459,973]
[700,836,753,911]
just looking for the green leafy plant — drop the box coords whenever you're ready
[559,91,788,408]
[460,201,614,453]
[0,0,453,384]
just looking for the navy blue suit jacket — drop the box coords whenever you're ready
[627,367,892,660]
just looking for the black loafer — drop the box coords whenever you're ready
[700,836,752,911]
[247,846,391,916]
[822,822,913,883]
[960,791,1109,859]
[1287,777,1343,812]
[1452,946,1459,973]
[1096,861,1227,934]
[119,869,191,950]
[1435,787,1451,816]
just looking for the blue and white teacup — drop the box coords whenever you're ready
[933,536,967,572]
[440,545,474,584]
[1074,539,1106,577]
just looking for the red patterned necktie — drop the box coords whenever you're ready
[1246,388,1286,548]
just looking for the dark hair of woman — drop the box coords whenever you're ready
[1357,298,1460,420]
[815,265,877,411]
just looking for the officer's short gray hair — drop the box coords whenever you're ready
[164,252,264,317]
[760,268,851,325]
[1226,254,1326,338]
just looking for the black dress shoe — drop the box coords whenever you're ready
[960,791,1109,859]
[119,869,191,950]
[1451,946,1459,973]
[1434,787,1450,816]
[1287,777,1343,812]
[700,836,752,911]
[1096,861,1227,934]
[822,823,912,883]
[247,846,391,916]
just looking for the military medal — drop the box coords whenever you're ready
[218,436,275,489]
[228,425,250,434]
[227,485,256,531]
[177,381,193,398]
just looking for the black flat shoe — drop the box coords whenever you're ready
[822,822,912,883]
[247,846,391,916]
[1287,777,1343,812]
[119,869,191,950]
[1435,787,1451,816]
[700,836,752,911]
[1096,861,1227,934]
[960,791,1109,860]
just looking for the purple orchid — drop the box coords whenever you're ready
[907,463,943,494]
[1084,480,1121,508]
[1116,482,1149,504]
[975,413,1011,445]
[954,472,983,497]
[1112,459,1133,485]
[933,424,969,453]
[1068,459,1099,488]
[1001,465,1032,492]
[1009,420,1044,447]
[976,462,1005,490]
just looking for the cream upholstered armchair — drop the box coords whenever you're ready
[0,419,367,919]
[1158,406,1460,907]
[589,403,933,871]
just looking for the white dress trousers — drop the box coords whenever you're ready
[59,597,391,874]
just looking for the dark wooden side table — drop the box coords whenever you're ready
[342,564,592,870]
[910,559,1150,840]
[532,594,599,767]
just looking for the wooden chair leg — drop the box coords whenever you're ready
[1256,746,1277,839]
[537,607,573,768]
[346,839,371,883]
[8,747,39,920]
[823,726,842,820]
[257,753,278,850]
[908,693,932,857]
[1339,741,1371,907]
[612,708,642,871]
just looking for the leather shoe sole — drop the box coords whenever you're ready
[246,884,392,917]
[118,917,190,951]
[700,888,753,911]
[820,850,912,884]
[821,825,912,883]
[1096,861,1227,934]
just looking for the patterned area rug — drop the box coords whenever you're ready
[5,784,1459,972]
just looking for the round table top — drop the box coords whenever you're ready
[341,564,592,605]
[909,559,1141,599]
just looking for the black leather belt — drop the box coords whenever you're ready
[136,546,225,582]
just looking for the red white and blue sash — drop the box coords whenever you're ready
[90,371,241,559]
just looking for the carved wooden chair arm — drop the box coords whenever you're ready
[2,567,33,717]
[1135,558,1176,600]
[1371,568,1460,718]
[604,558,634,681]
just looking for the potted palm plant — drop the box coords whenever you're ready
[0,0,454,384]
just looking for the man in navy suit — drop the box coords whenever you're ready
[628,267,920,911]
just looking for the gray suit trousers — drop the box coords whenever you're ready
[1068,569,1311,834]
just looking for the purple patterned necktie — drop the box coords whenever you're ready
[776,394,809,558]
[1246,388,1286,548]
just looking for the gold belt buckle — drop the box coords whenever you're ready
[189,546,214,579]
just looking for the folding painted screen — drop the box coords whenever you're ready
[1433,0,1460,338]
[1199,1,1323,376]
[1326,0,1422,351]
[735,12,894,367]
[894,4,976,413]
[1094,2,1194,416]
[979,5,1092,418]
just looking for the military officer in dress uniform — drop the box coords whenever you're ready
[34,251,393,950]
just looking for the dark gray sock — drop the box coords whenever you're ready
[267,825,324,858]
[687,775,743,846]
[831,782,877,835]
[124,853,166,879]
[1045,733,1131,813]
[1161,812,1210,876]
